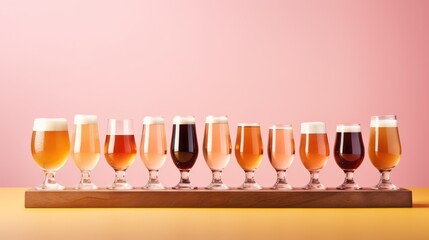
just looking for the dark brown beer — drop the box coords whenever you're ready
[171,124,199,170]
[334,132,364,171]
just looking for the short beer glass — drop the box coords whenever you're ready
[300,122,329,190]
[71,115,100,190]
[368,115,402,190]
[104,119,136,189]
[31,118,70,190]
[235,123,263,190]
[171,116,199,190]
[140,116,167,190]
[203,116,231,190]
[334,124,364,190]
[268,125,295,190]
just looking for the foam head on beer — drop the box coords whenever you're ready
[269,124,292,130]
[370,115,398,128]
[336,124,361,132]
[300,122,326,134]
[173,116,195,125]
[143,116,164,125]
[33,118,68,131]
[74,115,98,125]
[237,123,260,127]
[206,116,228,124]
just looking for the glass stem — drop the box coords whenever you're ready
[276,170,287,184]
[211,170,223,184]
[114,170,127,184]
[148,169,160,184]
[344,171,355,184]
[244,170,256,184]
[43,170,56,186]
[80,170,92,185]
[379,170,392,184]
[309,171,321,185]
[179,170,191,184]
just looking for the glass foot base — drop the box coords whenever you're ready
[108,183,133,190]
[75,183,98,190]
[173,183,197,190]
[239,182,262,190]
[206,183,229,190]
[34,183,65,190]
[337,183,361,190]
[143,183,165,190]
[372,183,399,190]
[271,183,293,190]
[303,183,326,190]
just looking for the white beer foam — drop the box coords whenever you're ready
[107,119,134,135]
[206,115,228,124]
[143,116,164,124]
[269,124,292,130]
[33,118,68,131]
[74,114,98,124]
[336,124,361,132]
[238,123,260,127]
[370,119,397,127]
[301,122,326,134]
[173,116,195,124]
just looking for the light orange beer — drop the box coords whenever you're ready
[368,118,401,170]
[203,116,232,171]
[140,117,167,170]
[71,115,100,171]
[31,118,70,171]
[268,125,295,170]
[235,124,263,171]
[299,122,329,171]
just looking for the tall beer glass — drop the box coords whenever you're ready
[368,115,402,190]
[235,123,263,190]
[171,116,198,190]
[71,115,100,189]
[31,118,70,190]
[300,122,329,190]
[203,116,231,190]
[140,116,167,190]
[104,119,136,189]
[334,124,364,190]
[268,124,295,190]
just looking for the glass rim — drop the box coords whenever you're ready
[74,114,98,124]
[143,116,164,124]
[237,123,260,127]
[269,124,292,130]
[173,115,196,124]
[205,115,228,123]
[33,118,68,131]
[300,121,326,134]
[371,115,397,120]
[107,118,134,121]
[336,124,361,132]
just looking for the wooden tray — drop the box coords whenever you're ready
[25,188,412,208]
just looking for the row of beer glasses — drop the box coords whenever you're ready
[30,115,402,190]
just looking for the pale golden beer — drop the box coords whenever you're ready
[268,125,295,190]
[235,123,263,189]
[140,116,167,189]
[71,115,100,189]
[203,116,231,189]
[368,115,402,190]
[31,118,70,190]
[300,122,329,190]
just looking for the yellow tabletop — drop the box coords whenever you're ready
[0,188,428,240]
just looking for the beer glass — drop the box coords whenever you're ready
[334,124,364,190]
[368,115,402,190]
[171,116,198,190]
[71,115,100,190]
[235,123,263,190]
[300,122,329,190]
[268,125,295,190]
[140,116,167,190]
[31,118,70,190]
[104,119,136,189]
[203,116,231,190]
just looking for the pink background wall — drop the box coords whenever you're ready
[1,0,428,188]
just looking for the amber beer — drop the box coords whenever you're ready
[71,115,100,171]
[300,122,329,190]
[203,116,231,171]
[368,117,401,170]
[31,118,70,171]
[268,125,295,170]
[105,135,137,170]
